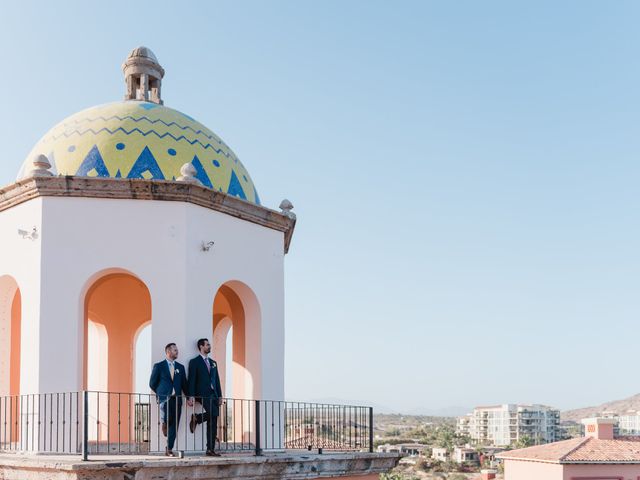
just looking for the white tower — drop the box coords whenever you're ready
[0,47,295,451]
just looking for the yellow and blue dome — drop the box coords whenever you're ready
[20,101,260,204]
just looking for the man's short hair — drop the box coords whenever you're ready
[165,343,176,352]
[197,338,209,349]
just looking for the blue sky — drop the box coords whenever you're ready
[1,1,639,413]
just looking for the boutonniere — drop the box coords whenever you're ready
[211,362,217,369]
[175,369,180,375]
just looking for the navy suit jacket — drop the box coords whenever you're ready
[149,359,188,401]
[188,355,222,402]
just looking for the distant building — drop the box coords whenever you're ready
[479,470,498,480]
[478,446,506,468]
[565,411,640,437]
[377,443,427,456]
[616,411,640,436]
[431,447,448,461]
[458,404,560,446]
[599,410,618,418]
[453,445,479,464]
[498,417,640,480]
[457,414,472,437]
[557,421,581,440]
[377,444,401,454]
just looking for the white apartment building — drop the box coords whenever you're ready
[616,411,640,436]
[457,414,472,437]
[458,404,561,446]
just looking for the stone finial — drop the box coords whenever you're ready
[279,199,296,219]
[122,46,165,104]
[176,162,203,185]
[28,154,53,177]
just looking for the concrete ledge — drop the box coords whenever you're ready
[0,451,399,479]
[0,176,296,253]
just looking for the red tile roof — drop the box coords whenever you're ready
[498,437,640,464]
[284,434,355,450]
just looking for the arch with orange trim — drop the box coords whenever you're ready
[212,281,261,401]
[212,281,261,444]
[81,269,152,443]
[0,275,21,444]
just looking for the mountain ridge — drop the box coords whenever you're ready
[562,393,640,422]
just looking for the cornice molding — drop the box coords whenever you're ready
[0,176,296,253]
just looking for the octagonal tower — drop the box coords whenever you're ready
[0,48,295,442]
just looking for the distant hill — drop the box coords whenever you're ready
[302,398,469,417]
[562,393,640,422]
[375,413,455,426]
[404,406,472,417]
[303,397,397,414]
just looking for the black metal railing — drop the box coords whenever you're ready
[0,391,373,459]
[0,392,82,454]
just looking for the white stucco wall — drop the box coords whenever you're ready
[0,195,286,401]
[0,198,43,395]
[503,459,564,479]
[505,458,640,480]
[564,463,640,479]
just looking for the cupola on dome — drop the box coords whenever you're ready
[18,47,260,205]
[127,46,159,62]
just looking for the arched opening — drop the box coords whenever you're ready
[213,282,261,445]
[213,283,261,400]
[225,325,233,398]
[212,316,233,395]
[86,321,108,391]
[132,322,152,446]
[0,276,21,398]
[0,275,21,445]
[83,272,151,445]
[134,322,152,394]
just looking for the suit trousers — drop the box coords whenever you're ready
[195,397,218,451]
[160,396,182,450]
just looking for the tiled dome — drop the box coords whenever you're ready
[20,101,260,204]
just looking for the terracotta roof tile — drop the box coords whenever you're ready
[284,434,354,450]
[497,437,587,463]
[498,437,640,464]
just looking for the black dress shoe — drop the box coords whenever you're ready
[165,447,175,457]
[190,414,197,434]
[162,423,167,437]
[206,449,221,457]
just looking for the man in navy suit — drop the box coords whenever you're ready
[188,338,223,456]
[149,343,190,456]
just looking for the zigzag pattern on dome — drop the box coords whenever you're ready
[49,127,238,160]
[62,114,235,152]
[74,143,246,198]
[20,101,261,205]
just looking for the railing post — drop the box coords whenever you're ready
[368,407,374,453]
[82,391,89,461]
[255,400,262,456]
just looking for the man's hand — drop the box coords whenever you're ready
[218,398,224,407]
[187,397,194,407]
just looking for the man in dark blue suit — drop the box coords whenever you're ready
[188,338,223,456]
[149,343,190,456]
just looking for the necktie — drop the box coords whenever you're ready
[205,358,214,392]
[170,362,175,380]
